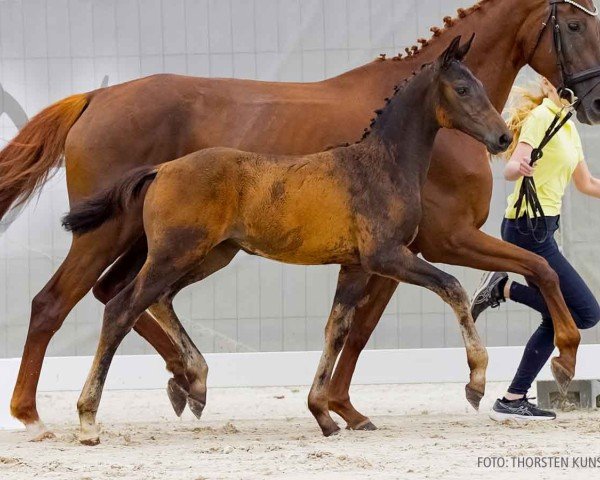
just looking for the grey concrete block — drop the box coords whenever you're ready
[537,380,600,410]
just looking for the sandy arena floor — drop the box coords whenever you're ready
[1,382,599,480]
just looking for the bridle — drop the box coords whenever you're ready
[529,0,600,107]
[515,0,600,242]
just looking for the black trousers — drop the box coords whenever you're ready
[501,216,600,395]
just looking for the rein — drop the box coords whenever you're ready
[515,0,600,242]
[513,104,574,241]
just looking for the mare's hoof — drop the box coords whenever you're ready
[187,397,206,419]
[29,430,56,442]
[355,421,378,431]
[25,421,56,442]
[465,385,484,411]
[551,357,573,396]
[346,420,378,431]
[322,424,341,437]
[167,378,189,417]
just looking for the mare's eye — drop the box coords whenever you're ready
[455,87,469,96]
[568,22,581,32]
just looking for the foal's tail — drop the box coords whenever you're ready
[62,166,158,235]
[0,93,90,220]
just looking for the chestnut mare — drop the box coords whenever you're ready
[1,0,600,440]
[63,37,510,443]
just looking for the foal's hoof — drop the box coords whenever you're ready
[551,357,573,396]
[346,419,378,431]
[80,436,100,446]
[167,378,189,417]
[187,397,206,419]
[465,385,484,411]
[79,432,100,446]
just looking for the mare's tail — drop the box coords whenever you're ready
[0,94,90,220]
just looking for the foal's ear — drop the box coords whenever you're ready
[439,35,462,69]
[454,33,475,62]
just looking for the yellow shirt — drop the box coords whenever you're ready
[505,98,584,219]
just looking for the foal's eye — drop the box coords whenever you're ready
[568,22,581,32]
[455,87,469,96]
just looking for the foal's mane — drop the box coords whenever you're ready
[358,62,433,143]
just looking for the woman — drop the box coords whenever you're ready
[471,77,600,421]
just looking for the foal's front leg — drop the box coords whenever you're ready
[366,246,488,409]
[308,265,371,437]
[328,274,398,430]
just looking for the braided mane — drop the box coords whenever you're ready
[335,0,497,147]
[377,0,494,62]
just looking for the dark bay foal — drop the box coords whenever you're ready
[63,36,511,444]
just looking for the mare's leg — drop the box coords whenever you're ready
[328,275,398,430]
[418,227,580,393]
[10,226,126,441]
[367,246,488,409]
[307,266,371,437]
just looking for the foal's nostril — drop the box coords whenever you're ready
[593,98,600,113]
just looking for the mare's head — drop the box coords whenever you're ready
[524,0,600,124]
[433,35,512,155]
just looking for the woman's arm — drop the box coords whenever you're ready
[573,160,600,198]
[504,142,535,181]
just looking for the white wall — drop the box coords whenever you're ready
[1,0,599,361]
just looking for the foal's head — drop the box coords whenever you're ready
[434,35,512,155]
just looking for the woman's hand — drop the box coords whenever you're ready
[517,156,535,177]
[504,142,535,181]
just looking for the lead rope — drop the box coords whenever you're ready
[513,104,574,243]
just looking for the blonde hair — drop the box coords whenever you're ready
[503,81,546,160]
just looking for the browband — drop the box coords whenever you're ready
[550,0,599,16]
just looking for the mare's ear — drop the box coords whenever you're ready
[438,35,462,69]
[454,33,475,62]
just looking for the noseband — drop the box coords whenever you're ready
[530,0,600,106]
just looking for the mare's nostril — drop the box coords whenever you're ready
[498,134,511,149]
[593,98,600,113]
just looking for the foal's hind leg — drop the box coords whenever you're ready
[92,237,190,416]
[307,266,371,437]
[77,255,193,445]
[367,246,488,410]
[148,299,209,419]
[146,241,240,419]
[77,231,223,444]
